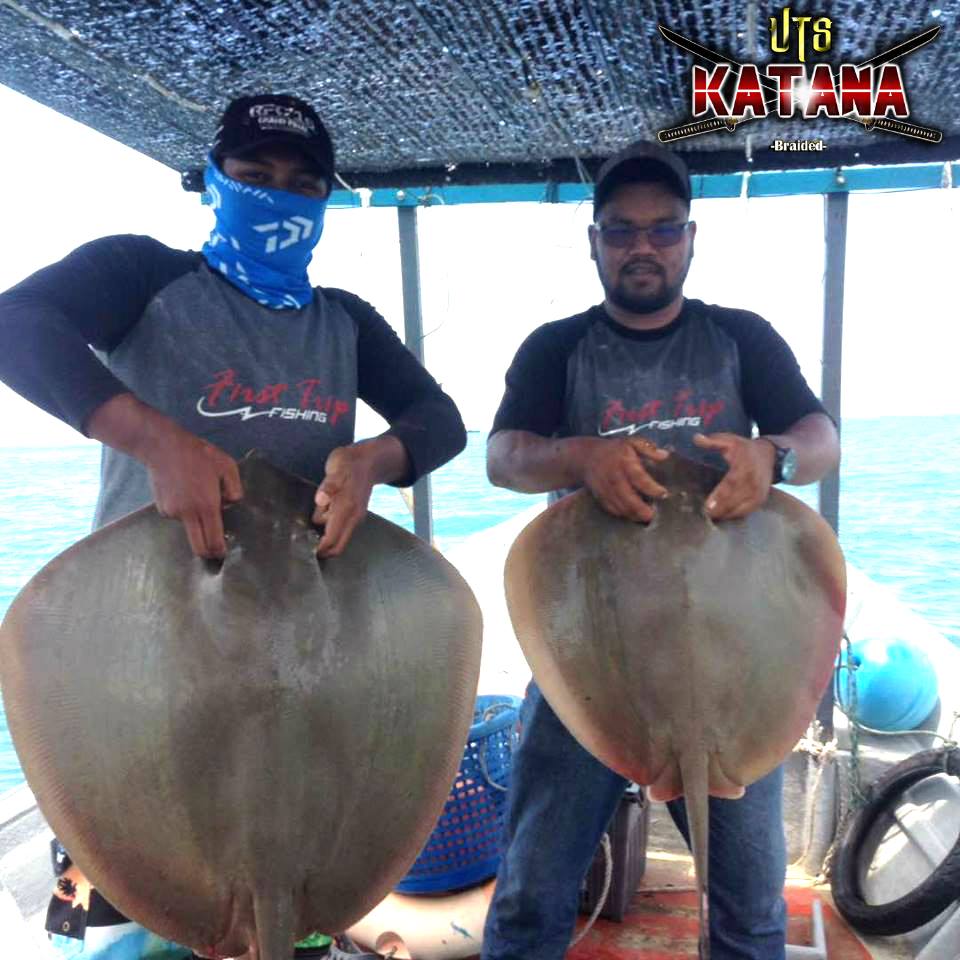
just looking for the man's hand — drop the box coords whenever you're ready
[582,437,670,522]
[692,433,776,521]
[313,443,381,558]
[143,431,243,559]
[85,393,243,559]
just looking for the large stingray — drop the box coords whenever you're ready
[0,452,482,960]
[504,454,845,957]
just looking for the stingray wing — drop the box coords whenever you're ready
[503,455,845,958]
[504,458,845,796]
[0,453,482,960]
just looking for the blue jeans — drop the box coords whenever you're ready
[481,682,787,960]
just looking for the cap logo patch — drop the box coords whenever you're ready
[248,103,317,138]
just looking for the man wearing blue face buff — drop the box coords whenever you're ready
[0,93,465,562]
[0,94,466,959]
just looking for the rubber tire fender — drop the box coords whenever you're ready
[831,746,960,937]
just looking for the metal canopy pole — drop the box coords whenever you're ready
[820,191,847,534]
[397,205,433,543]
[816,190,848,740]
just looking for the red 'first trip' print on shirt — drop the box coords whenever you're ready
[599,389,725,437]
[196,368,352,425]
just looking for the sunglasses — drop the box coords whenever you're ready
[595,222,691,249]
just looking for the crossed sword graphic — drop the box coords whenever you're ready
[657,24,943,144]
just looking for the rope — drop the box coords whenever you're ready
[791,727,837,870]
[832,708,959,747]
[570,832,613,946]
[477,701,518,792]
[841,633,867,808]
[819,634,864,880]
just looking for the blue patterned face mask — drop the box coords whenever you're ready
[201,158,328,309]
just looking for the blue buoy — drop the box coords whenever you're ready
[836,636,940,731]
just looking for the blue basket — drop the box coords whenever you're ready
[395,694,522,894]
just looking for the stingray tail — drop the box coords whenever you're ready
[252,888,296,960]
[680,750,710,960]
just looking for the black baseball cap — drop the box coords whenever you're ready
[593,142,691,217]
[212,94,335,181]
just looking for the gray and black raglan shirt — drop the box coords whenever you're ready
[0,235,465,528]
[491,299,826,493]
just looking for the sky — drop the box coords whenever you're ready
[0,82,958,447]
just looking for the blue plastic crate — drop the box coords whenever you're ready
[395,694,522,894]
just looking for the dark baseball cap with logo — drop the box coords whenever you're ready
[593,141,691,217]
[212,93,335,181]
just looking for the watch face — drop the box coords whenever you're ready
[781,448,798,483]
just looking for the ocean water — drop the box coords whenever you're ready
[1,418,958,794]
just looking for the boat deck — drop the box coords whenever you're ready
[565,800,917,960]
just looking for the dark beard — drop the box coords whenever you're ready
[608,280,679,314]
[601,255,691,315]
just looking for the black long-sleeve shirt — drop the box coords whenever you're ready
[0,234,465,526]
[491,300,826,493]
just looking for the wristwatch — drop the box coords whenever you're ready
[760,437,798,484]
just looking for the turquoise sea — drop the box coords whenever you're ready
[1,418,959,794]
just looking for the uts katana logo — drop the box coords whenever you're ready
[658,7,942,147]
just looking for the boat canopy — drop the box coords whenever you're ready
[0,0,957,200]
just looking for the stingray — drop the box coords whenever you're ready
[504,453,845,957]
[0,452,482,960]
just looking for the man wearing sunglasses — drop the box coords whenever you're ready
[483,141,839,960]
